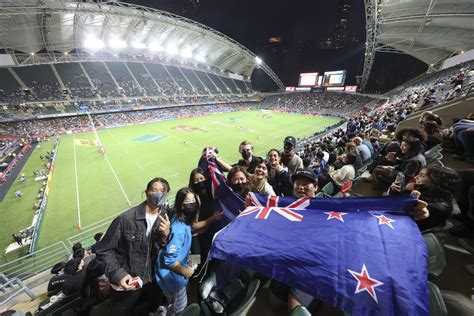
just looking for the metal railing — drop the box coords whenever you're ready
[0,273,36,306]
[0,241,71,281]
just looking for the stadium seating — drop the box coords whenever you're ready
[145,63,181,96]
[208,73,231,94]
[82,62,122,98]
[105,62,143,97]
[180,67,210,95]
[291,305,312,316]
[54,63,96,99]
[166,65,197,95]
[14,65,64,102]
[195,70,221,95]
[423,233,447,278]
[126,62,161,97]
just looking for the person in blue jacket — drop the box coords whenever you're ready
[155,187,199,315]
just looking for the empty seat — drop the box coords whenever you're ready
[423,233,446,277]
[291,305,312,316]
[429,281,448,316]
[180,303,202,316]
[321,182,335,197]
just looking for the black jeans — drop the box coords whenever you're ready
[108,280,164,316]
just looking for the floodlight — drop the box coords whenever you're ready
[109,38,127,49]
[181,49,193,59]
[195,54,206,63]
[131,41,146,49]
[148,42,162,51]
[255,56,262,65]
[84,37,104,50]
[166,45,179,55]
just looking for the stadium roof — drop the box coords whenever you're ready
[360,0,474,90]
[0,0,284,89]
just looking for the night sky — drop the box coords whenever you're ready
[126,0,427,92]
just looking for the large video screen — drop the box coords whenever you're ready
[298,73,319,87]
[323,70,346,87]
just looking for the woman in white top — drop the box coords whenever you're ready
[249,158,276,196]
[329,153,356,189]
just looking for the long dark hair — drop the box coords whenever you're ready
[402,137,423,158]
[146,177,170,193]
[188,167,206,189]
[416,166,460,203]
[174,188,200,225]
[395,128,427,143]
[227,166,250,196]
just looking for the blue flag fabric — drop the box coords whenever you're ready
[197,147,245,227]
[209,192,429,316]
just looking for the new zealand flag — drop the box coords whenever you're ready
[209,192,429,315]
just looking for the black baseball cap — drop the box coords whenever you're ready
[284,136,296,146]
[291,169,317,184]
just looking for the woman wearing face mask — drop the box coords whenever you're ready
[155,188,199,315]
[188,168,222,260]
[227,166,250,198]
[96,178,171,316]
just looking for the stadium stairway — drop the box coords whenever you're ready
[1,269,50,313]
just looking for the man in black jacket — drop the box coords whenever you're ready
[96,177,171,315]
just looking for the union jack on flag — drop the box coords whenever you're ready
[199,147,227,198]
[239,192,310,221]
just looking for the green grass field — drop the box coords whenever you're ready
[1,110,340,254]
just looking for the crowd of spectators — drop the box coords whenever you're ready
[262,92,374,117]
[3,59,474,315]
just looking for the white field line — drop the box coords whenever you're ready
[105,129,129,154]
[141,161,156,167]
[103,153,131,206]
[166,133,202,150]
[136,162,143,171]
[213,120,232,127]
[72,135,81,228]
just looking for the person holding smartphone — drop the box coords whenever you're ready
[388,166,460,231]
[96,178,171,315]
[155,188,199,315]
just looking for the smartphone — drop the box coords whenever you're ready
[188,254,201,265]
[395,173,405,190]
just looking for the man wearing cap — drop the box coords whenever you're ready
[269,168,319,309]
[291,168,319,198]
[281,136,303,177]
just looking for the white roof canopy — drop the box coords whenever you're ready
[0,0,284,89]
[360,0,474,91]
[378,0,474,65]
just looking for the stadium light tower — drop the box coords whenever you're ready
[255,56,263,65]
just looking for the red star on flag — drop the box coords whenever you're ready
[324,211,347,222]
[374,214,395,229]
[347,264,384,303]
